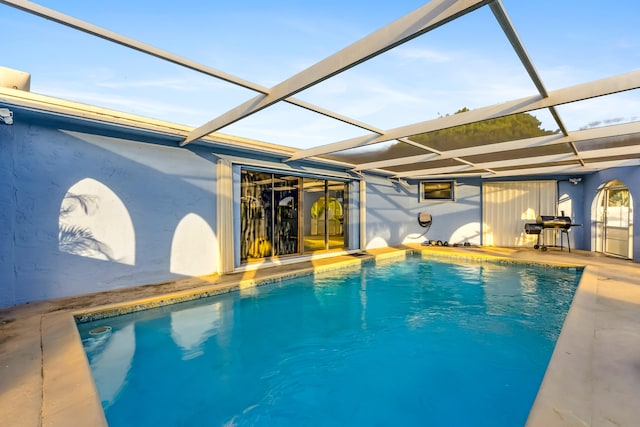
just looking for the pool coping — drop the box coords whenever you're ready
[2,246,639,426]
[74,248,583,324]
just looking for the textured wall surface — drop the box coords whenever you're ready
[1,112,219,306]
[557,179,586,252]
[364,176,482,249]
[2,107,637,307]
[584,167,640,262]
[0,122,16,306]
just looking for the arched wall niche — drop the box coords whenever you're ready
[59,177,135,265]
[170,213,218,276]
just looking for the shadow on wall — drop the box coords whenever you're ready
[8,118,222,305]
[448,222,481,245]
[59,179,134,264]
[365,178,482,249]
[59,182,219,276]
[60,198,114,261]
[170,213,218,276]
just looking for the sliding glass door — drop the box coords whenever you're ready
[302,178,347,253]
[240,171,299,262]
[241,169,348,262]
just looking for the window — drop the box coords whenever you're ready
[420,181,455,202]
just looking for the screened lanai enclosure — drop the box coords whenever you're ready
[1,0,638,178]
[1,0,640,307]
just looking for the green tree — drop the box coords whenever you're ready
[329,108,557,164]
[408,107,556,152]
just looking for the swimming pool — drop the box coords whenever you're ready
[78,256,582,426]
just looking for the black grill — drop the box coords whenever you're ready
[524,212,581,252]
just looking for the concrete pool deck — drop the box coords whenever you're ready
[1,246,639,426]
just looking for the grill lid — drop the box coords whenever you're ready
[536,215,572,229]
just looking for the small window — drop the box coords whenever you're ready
[420,180,455,202]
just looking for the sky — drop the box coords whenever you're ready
[1,0,639,149]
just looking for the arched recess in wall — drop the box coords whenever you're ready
[170,213,218,276]
[591,180,634,259]
[449,222,481,246]
[59,178,135,265]
[366,236,389,250]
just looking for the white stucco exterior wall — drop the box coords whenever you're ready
[364,175,482,249]
[0,121,16,306]
[1,106,636,307]
[1,114,220,306]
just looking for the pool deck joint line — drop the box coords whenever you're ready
[1,245,639,427]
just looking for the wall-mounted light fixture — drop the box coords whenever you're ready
[569,177,582,185]
[0,108,13,125]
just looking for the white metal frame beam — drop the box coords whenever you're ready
[180,0,491,145]
[397,158,640,180]
[0,0,436,144]
[489,0,581,165]
[392,149,640,180]
[392,154,576,178]
[4,0,640,180]
[0,0,266,92]
[353,121,640,172]
[344,0,580,173]
[289,70,640,161]
[486,159,640,178]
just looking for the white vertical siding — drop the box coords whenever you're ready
[217,159,234,273]
[359,180,367,250]
[482,181,556,247]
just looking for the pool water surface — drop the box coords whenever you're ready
[78,257,582,426]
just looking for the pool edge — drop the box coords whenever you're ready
[42,312,108,427]
[525,266,598,426]
[35,247,639,427]
[73,248,583,323]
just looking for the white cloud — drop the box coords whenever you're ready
[96,77,227,92]
[37,87,208,124]
[555,92,640,131]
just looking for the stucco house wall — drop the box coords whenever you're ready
[1,110,220,306]
[583,167,640,262]
[1,106,637,307]
[364,176,482,249]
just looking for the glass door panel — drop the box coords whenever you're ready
[303,178,327,253]
[327,181,346,250]
[605,187,631,258]
[273,175,300,256]
[240,171,273,261]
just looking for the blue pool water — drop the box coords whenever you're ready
[78,257,582,427]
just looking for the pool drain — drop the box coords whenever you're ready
[89,325,112,336]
